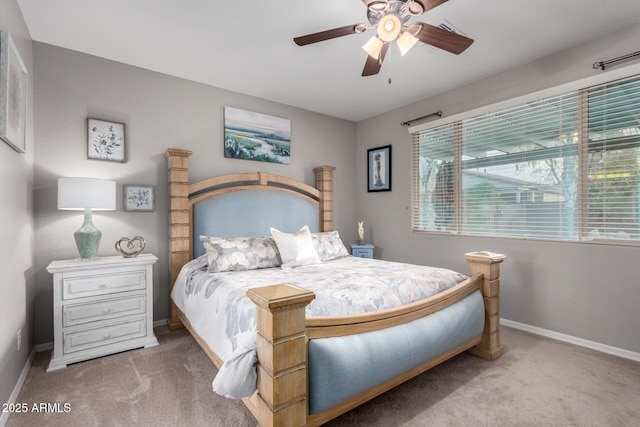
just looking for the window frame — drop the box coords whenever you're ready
[409,64,640,246]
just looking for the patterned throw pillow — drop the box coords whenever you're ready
[311,230,350,261]
[200,236,281,273]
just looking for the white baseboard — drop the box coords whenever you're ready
[501,318,640,363]
[0,347,37,427]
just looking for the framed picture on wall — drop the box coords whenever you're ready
[367,145,392,192]
[87,118,126,162]
[0,31,28,153]
[223,106,291,164]
[124,184,155,212]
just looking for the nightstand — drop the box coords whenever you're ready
[350,243,375,259]
[46,254,159,372]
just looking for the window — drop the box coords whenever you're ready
[412,74,640,242]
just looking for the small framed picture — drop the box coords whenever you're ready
[124,185,155,212]
[367,145,392,192]
[87,118,126,162]
[0,31,28,153]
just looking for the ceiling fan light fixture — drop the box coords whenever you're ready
[377,14,401,42]
[407,0,424,15]
[397,30,419,55]
[354,23,368,34]
[368,1,388,12]
[362,36,384,59]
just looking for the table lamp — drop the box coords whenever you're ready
[58,177,116,260]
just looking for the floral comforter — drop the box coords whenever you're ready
[171,255,468,362]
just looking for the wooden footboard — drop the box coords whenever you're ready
[246,251,506,427]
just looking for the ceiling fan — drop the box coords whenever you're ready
[293,0,474,77]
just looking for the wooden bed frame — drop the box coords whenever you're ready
[165,148,505,427]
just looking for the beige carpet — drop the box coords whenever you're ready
[7,326,640,427]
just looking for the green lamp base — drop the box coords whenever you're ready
[74,208,102,260]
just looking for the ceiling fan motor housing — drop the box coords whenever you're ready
[366,0,413,28]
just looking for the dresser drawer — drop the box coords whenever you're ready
[350,244,374,259]
[63,318,147,354]
[63,295,146,327]
[352,248,370,258]
[63,270,146,300]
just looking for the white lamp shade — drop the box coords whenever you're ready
[362,36,384,59]
[397,30,420,56]
[58,177,116,211]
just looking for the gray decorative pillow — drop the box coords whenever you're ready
[311,231,350,261]
[200,236,281,273]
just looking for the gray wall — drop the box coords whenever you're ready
[355,23,640,354]
[32,43,357,345]
[0,0,34,411]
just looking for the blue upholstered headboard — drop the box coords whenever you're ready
[166,148,335,329]
[193,189,319,257]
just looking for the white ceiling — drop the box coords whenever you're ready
[16,0,640,122]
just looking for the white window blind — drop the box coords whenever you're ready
[587,75,640,240]
[412,74,640,242]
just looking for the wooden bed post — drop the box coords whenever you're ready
[165,148,192,331]
[464,251,506,361]
[247,284,316,427]
[314,166,336,232]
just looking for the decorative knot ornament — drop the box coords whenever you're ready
[115,236,146,258]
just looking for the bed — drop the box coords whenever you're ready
[165,148,506,427]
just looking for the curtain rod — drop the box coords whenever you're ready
[593,50,640,71]
[400,110,442,127]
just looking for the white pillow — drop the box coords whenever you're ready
[270,225,321,268]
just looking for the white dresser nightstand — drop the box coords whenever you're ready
[46,254,159,372]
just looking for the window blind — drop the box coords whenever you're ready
[411,73,640,242]
[587,75,640,240]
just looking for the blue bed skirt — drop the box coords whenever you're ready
[307,290,484,414]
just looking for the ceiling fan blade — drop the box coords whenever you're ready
[294,24,362,46]
[415,0,450,13]
[415,22,474,54]
[362,42,389,76]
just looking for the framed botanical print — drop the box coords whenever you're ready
[367,145,392,192]
[124,184,155,212]
[87,118,126,162]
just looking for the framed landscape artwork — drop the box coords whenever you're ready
[368,145,392,192]
[0,31,28,153]
[224,106,291,164]
[87,118,126,162]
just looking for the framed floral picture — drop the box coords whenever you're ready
[124,185,155,212]
[87,118,126,162]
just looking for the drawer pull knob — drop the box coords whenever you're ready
[98,283,108,289]
[103,333,112,339]
[103,308,112,314]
